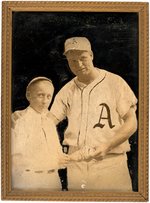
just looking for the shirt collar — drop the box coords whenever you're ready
[27,106,49,117]
[74,68,106,90]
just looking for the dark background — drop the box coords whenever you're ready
[12,12,138,191]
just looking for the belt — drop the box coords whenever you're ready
[25,169,55,174]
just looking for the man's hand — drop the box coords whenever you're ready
[68,151,83,161]
[89,143,111,160]
[11,110,25,129]
[68,147,97,162]
[68,145,110,162]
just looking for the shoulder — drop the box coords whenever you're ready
[102,69,127,85]
[11,108,28,129]
[56,78,77,97]
[103,70,122,80]
[12,108,28,121]
[60,78,76,91]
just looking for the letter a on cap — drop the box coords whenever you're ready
[64,37,92,55]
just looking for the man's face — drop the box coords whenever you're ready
[66,51,94,77]
[28,81,54,113]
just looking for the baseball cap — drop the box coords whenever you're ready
[64,37,92,55]
[26,77,53,92]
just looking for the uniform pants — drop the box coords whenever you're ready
[68,147,132,191]
[12,169,61,190]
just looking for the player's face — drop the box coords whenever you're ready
[66,51,94,77]
[29,81,54,113]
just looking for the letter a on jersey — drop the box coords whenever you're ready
[93,103,115,129]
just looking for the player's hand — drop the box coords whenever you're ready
[11,110,25,129]
[68,153,82,161]
[89,143,110,160]
[58,153,70,168]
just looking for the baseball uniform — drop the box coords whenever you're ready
[50,68,137,191]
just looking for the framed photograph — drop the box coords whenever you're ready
[2,1,148,201]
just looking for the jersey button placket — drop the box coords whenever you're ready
[78,88,89,147]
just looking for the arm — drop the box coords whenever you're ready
[49,87,69,125]
[46,112,60,125]
[43,115,70,168]
[91,107,137,159]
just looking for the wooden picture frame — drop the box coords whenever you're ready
[1,1,149,201]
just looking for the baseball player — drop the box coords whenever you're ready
[49,37,138,191]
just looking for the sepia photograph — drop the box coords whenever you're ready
[1,1,148,201]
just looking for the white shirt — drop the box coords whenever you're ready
[11,106,63,171]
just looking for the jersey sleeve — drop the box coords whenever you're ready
[50,89,68,122]
[116,77,137,118]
